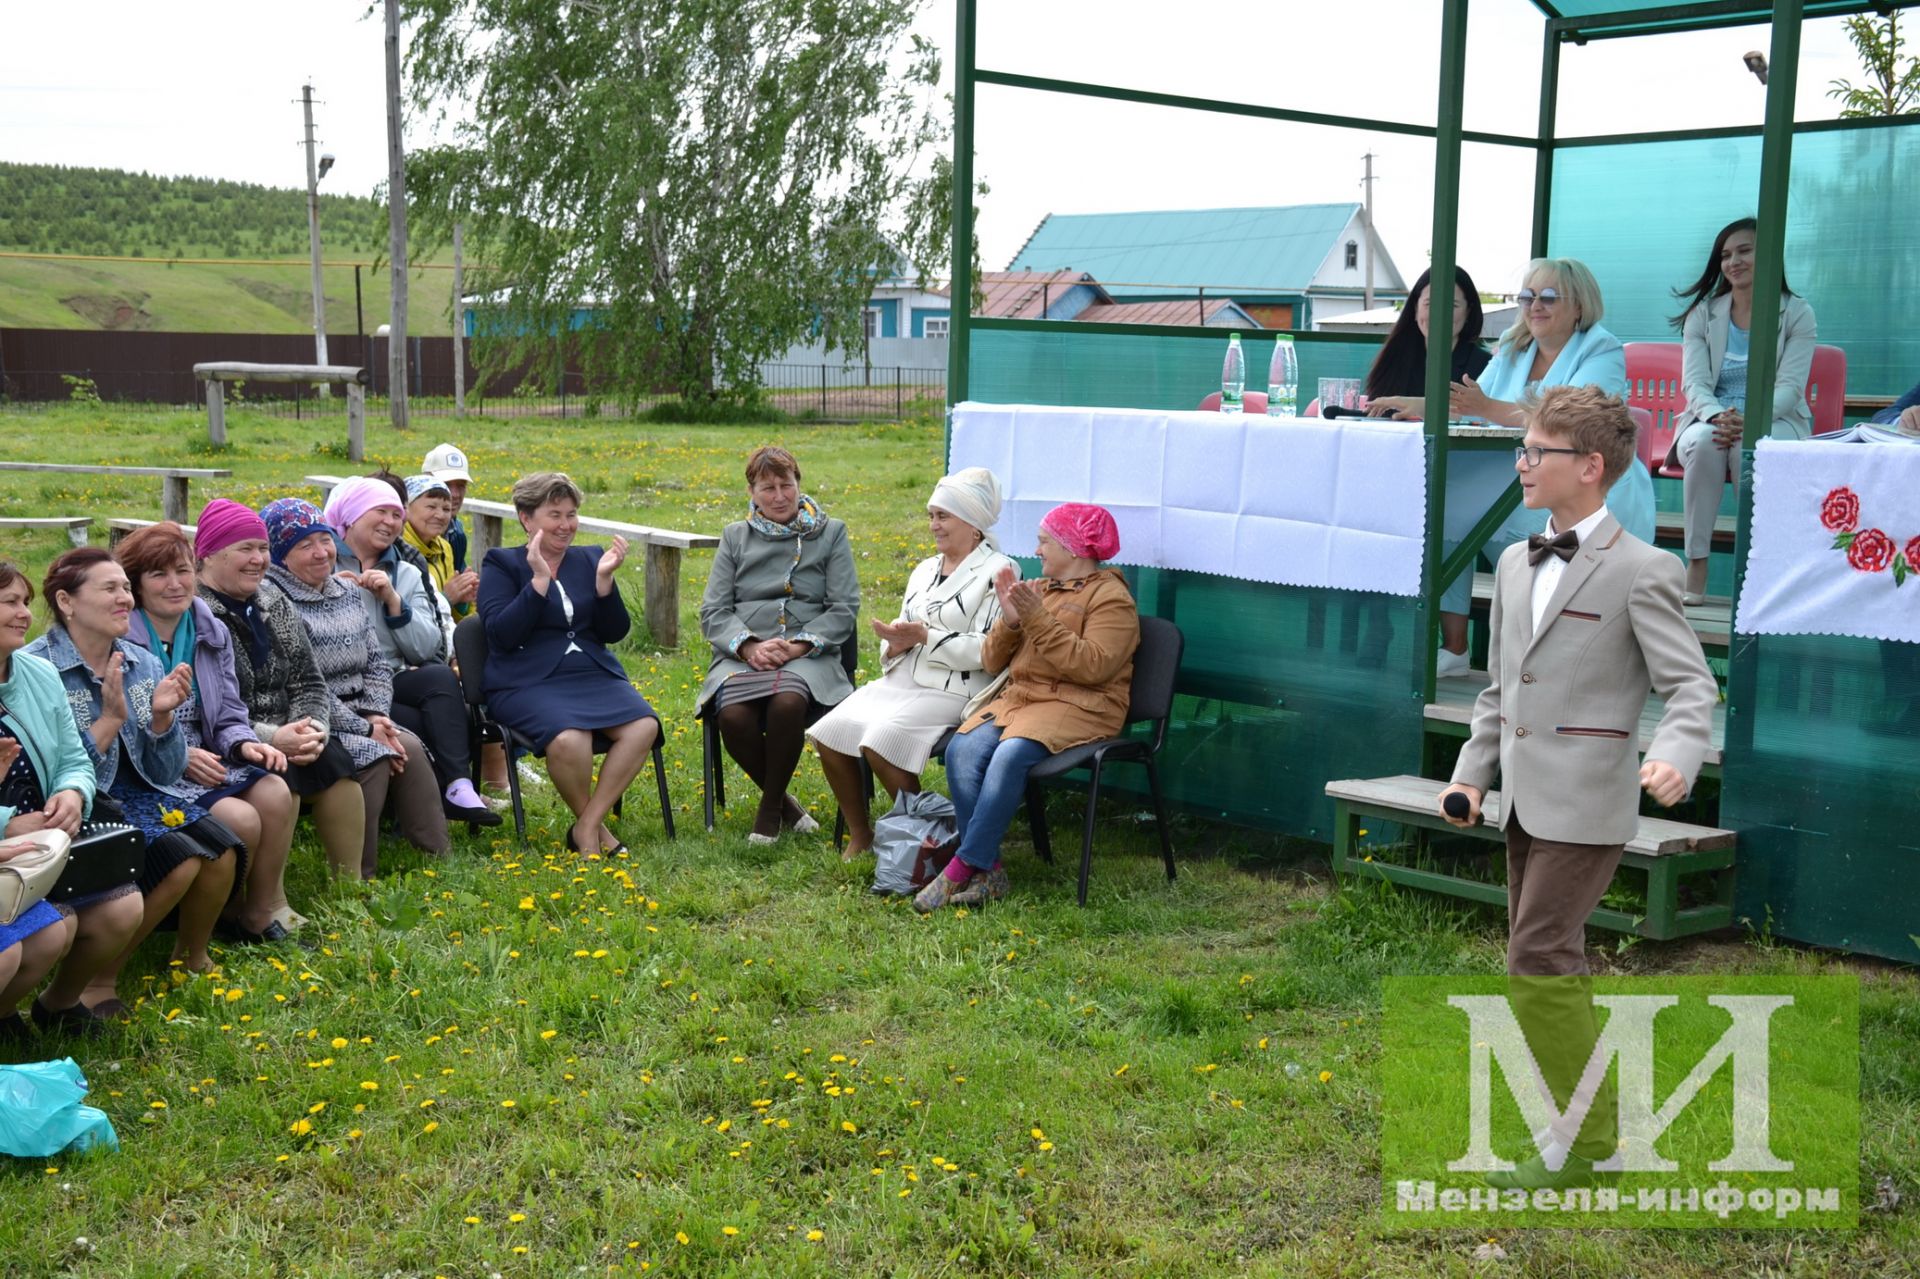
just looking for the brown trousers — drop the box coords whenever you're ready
[1504,803,1625,1161]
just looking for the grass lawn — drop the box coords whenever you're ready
[0,406,1914,1278]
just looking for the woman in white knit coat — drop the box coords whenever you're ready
[808,468,1015,859]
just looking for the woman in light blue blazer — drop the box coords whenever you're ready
[1669,217,1816,602]
[1434,257,1655,676]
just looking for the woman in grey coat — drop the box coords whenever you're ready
[698,446,859,844]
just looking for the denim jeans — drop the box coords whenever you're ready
[944,721,1051,872]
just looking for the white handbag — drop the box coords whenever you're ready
[0,828,72,925]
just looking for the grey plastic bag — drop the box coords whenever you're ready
[870,790,958,896]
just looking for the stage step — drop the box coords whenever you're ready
[1423,671,1725,776]
[1653,509,1736,552]
[1469,572,1730,651]
[1324,774,1737,941]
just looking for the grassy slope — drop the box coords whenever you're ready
[0,408,1912,1278]
[0,256,456,336]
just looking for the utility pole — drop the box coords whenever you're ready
[384,0,410,430]
[301,84,331,396]
[1361,152,1377,311]
[452,221,466,416]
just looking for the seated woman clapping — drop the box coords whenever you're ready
[0,562,85,1038]
[115,522,300,945]
[476,472,661,858]
[25,548,239,1010]
[698,446,860,844]
[261,498,450,876]
[194,500,369,906]
[807,468,1014,859]
[915,504,1140,913]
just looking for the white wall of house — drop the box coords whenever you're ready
[1309,209,1408,294]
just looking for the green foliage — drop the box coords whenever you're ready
[1828,13,1920,118]
[400,0,948,408]
[60,373,100,404]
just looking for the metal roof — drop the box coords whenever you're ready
[1075,297,1259,328]
[974,270,1108,319]
[1007,203,1368,299]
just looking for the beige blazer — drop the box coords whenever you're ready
[1672,292,1817,446]
[1451,514,1718,846]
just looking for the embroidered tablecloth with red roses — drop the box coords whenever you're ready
[1736,438,1920,644]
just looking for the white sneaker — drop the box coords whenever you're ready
[1435,647,1472,677]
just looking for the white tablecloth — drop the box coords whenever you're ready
[949,402,1429,596]
[1736,438,1920,644]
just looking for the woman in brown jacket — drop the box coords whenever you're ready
[915,503,1139,912]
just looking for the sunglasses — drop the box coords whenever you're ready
[1516,288,1563,307]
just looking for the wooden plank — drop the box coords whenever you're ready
[0,462,231,479]
[1424,670,1725,767]
[207,378,226,448]
[0,516,93,548]
[347,384,367,463]
[109,518,198,547]
[459,497,719,550]
[1323,774,1735,856]
[1845,394,1895,414]
[194,361,370,384]
[1652,509,1736,550]
[1470,571,1729,649]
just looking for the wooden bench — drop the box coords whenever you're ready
[0,516,94,548]
[1468,571,1729,652]
[109,518,197,546]
[196,362,370,461]
[1325,774,1736,941]
[1423,669,1725,778]
[0,462,232,524]
[305,476,719,648]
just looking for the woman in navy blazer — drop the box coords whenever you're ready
[477,472,660,856]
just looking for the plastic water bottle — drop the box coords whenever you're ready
[1220,333,1245,413]
[1267,335,1298,417]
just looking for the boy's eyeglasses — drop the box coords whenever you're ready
[1514,445,1585,469]
[1516,288,1562,307]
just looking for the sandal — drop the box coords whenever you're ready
[950,867,1009,906]
[913,872,968,914]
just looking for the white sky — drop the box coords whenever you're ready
[0,0,1869,294]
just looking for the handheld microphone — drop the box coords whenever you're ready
[1321,403,1379,420]
[1442,791,1472,820]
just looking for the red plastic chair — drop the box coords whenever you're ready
[1628,406,1656,473]
[1624,342,1687,478]
[1196,390,1270,414]
[1807,344,1847,435]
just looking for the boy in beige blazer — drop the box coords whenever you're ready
[1439,384,1718,1188]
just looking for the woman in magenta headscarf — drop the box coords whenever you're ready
[915,503,1141,912]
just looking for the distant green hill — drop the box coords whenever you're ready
[0,162,454,334]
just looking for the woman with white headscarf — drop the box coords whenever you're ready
[807,467,1016,859]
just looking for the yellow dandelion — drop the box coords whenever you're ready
[422,1121,439,1133]
[500,1099,517,1108]
[675,1232,690,1246]
[1319,1070,1333,1083]
[806,1229,824,1242]
[509,1212,527,1223]
[289,1118,313,1137]
[841,1121,857,1133]
[331,1037,349,1049]
[360,1081,379,1092]
[540,1029,558,1040]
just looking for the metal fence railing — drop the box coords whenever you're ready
[0,364,948,422]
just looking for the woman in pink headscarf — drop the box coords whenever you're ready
[915,503,1141,912]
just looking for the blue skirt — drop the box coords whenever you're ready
[0,898,63,951]
[488,649,656,756]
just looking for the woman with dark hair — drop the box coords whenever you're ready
[1364,265,1490,419]
[478,471,662,857]
[0,561,85,1041]
[698,446,860,844]
[1668,217,1817,603]
[115,522,301,942]
[24,548,237,1005]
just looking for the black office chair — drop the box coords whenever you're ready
[453,614,675,846]
[1023,615,1183,904]
[701,635,859,832]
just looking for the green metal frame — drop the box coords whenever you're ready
[949,0,1919,926]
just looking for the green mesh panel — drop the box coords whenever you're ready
[1723,634,1920,963]
[967,324,1380,413]
[1547,124,1920,397]
[960,325,1423,839]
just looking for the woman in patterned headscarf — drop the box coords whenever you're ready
[697,447,860,845]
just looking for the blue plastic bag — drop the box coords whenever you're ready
[0,1057,119,1157]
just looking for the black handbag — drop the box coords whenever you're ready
[48,816,143,904]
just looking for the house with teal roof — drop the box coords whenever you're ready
[1007,202,1406,331]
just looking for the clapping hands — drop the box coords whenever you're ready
[1447,374,1494,421]
[151,662,194,717]
[597,535,629,580]
[994,565,1041,624]
[870,618,929,651]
